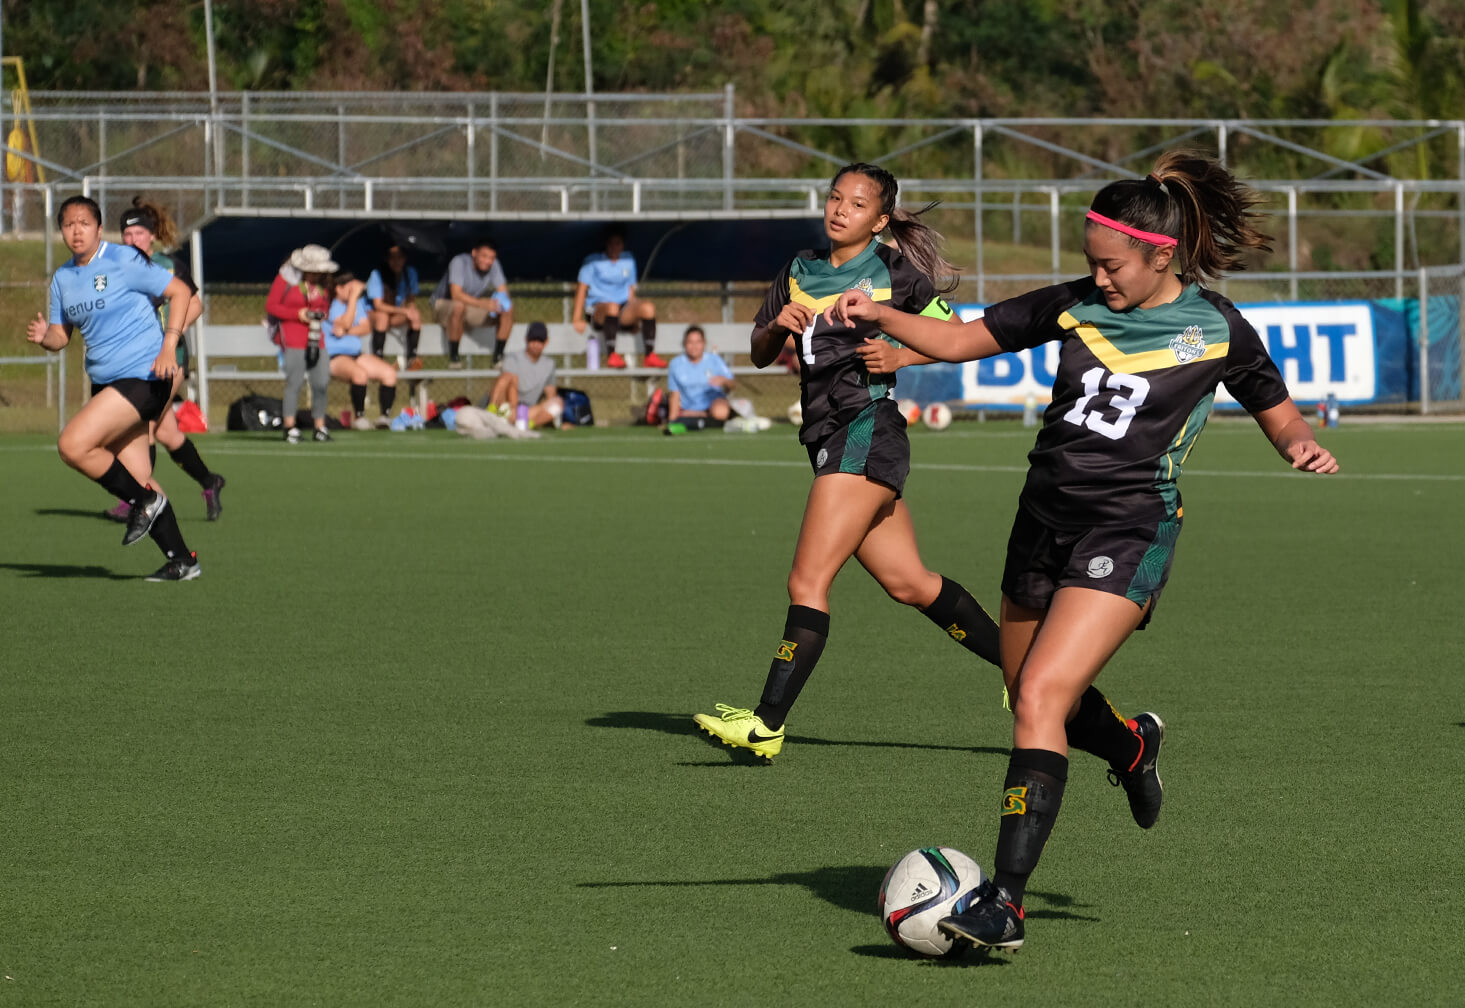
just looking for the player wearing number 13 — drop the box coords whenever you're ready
[831,150,1338,951]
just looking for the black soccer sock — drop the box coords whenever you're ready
[992,747,1068,907]
[754,605,830,730]
[493,338,507,361]
[447,337,459,362]
[408,329,422,359]
[1065,686,1142,770]
[641,317,657,356]
[349,383,368,416]
[371,328,387,357]
[379,385,396,414]
[94,459,148,505]
[166,438,214,489]
[921,575,1002,667]
[600,315,619,355]
[147,500,192,561]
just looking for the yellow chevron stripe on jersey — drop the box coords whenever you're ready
[1060,310,1230,374]
[789,276,893,311]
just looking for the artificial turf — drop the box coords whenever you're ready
[2,419,1461,1006]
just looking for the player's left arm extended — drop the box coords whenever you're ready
[829,291,1004,363]
[1254,400,1340,474]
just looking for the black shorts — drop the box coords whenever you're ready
[805,397,910,495]
[92,378,173,423]
[586,303,639,330]
[1000,503,1182,629]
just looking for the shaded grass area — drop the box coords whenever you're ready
[2,422,1462,1006]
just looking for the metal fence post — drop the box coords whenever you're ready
[1418,267,1429,415]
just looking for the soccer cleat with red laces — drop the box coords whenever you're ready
[938,879,1025,950]
[1107,711,1165,829]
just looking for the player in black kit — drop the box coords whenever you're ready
[831,150,1338,951]
[693,163,1003,761]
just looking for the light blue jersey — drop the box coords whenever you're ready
[668,351,733,412]
[49,241,173,383]
[366,265,419,306]
[577,252,637,308]
[326,296,369,357]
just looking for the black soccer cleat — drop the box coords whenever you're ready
[144,552,201,582]
[202,474,226,521]
[122,490,168,546]
[1108,711,1165,829]
[938,879,1024,951]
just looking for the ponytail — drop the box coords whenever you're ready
[830,162,962,294]
[1089,150,1272,285]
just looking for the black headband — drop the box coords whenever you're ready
[120,208,159,233]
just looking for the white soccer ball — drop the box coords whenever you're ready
[922,401,953,431]
[879,846,987,957]
[896,398,922,426]
[786,400,804,426]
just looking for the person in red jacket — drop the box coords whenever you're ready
[266,244,337,443]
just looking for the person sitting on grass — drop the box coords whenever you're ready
[663,324,734,434]
[483,321,563,429]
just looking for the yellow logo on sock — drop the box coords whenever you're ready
[945,622,967,643]
[774,640,798,662]
[1002,786,1028,816]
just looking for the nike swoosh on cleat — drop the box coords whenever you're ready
[746,727,781,743]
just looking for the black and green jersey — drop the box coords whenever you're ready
[984,277,1290,529]
[755,239,952,444]
[146,250,196,366]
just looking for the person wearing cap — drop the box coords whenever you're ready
[266,243,338,443]
[483,321,562,428]
[94,196,228,521]
[430,239,514,369]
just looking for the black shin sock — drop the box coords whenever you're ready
[147,500,191,560]
[753,605,830,730]
[641,317,657,356]
[921,575,1002,667]
[600,316,619,356]
[447,338,459,362]
[407,329,421,359]
[371,329,387,357]
[1065,686,1141,770]
[349,383,368,416]
[94,459,148,504]
[379,385,396,414]
[492,338,507,361]
[166,438,214,488]
[993,748,1068,907]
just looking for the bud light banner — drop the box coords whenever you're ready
[931,300,1411,409]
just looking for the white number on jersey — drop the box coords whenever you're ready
[1062,366,1150,441]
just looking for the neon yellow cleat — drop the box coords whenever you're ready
[692,704,785,759]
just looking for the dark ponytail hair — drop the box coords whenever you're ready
[1089,150,1273,285]
[55,195,102,229]
[830,162,961,294]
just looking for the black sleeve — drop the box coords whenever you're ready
[980,279,1091,353]
[752,255,798,330]
[887,250,938,315]
[170,256,199,296]
[1216,299,1291,413]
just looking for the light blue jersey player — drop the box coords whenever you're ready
[50,239,174,384]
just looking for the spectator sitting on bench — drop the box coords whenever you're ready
[366,243,422,369]
[431,239,513,370]
[666,324,734,430]
[328,270,399,430]
[483,321,563,429]
[571,227,666,369]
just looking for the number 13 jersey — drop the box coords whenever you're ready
[983,277,1290,529]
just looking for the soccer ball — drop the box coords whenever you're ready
[878,846,987,957]
[786,400,803,426]
[896,398,922,426]
[922,401,953,431]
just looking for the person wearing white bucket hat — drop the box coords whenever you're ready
[267,244,338,442]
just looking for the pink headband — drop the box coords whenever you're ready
[1085,210,1178,247]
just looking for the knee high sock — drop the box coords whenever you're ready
[350,383,368,416]
[407,328,421,358]
[371,328,387,357]
[492,338,507,360]
[379,385,396,415]
[167,438,214,488]
[94,459,148,505]
[993,748,1068,907]
[921,575,1001,667]
[754,605,830,730]
[600,315,619,356]
[641,317,657,356]
[147,500,191,560]
[1065,686,1142,770]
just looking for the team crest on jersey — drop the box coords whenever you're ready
[1170,324,1205,363]
[851,277,875,298]
[816,448,829,469]
[93,274,109,293]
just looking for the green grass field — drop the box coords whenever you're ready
[3,420,1462,1007]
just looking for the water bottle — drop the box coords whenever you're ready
[1022,393,1038,428]
[586,335,600,370]
[1325,392,1339,428]
[516,403,529,431]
